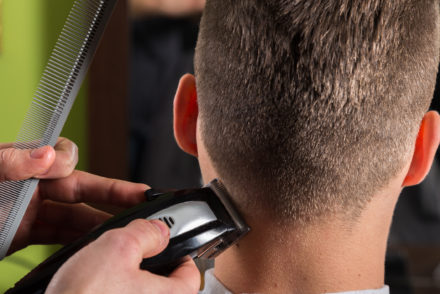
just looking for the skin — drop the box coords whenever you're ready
[47,219,200,294]
[129,0,205,18]
[1,137,200,293]
[0,137,78,182]
[173,73,440,293]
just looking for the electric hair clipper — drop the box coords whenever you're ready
[7,179,250,294]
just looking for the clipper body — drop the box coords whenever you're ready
[7,180,249,293]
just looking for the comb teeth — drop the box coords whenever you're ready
[16,0,107,149]
[0,0,118,258]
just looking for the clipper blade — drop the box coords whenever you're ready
[204,180,250,258]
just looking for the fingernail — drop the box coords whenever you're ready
[151,219,169,239]
[30,147,47,159]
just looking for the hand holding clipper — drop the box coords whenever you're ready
[7,179,250,293]
[45,219,201,294]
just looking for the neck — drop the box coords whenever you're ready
[213,192,398,294]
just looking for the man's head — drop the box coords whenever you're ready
[174,0,440,224]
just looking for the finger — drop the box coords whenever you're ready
[36,138,78,179]
[97,219,169,267]
[37,200,111,232]
[139,257,201,294]
[167,257,201,293]
[0,146,55,181]
[39,170,149,207]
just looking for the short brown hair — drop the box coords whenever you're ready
[195,0,440,223]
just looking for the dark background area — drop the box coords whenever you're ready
[386,65,440,294]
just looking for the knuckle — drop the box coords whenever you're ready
[56,137,67,144]
[0,149,19,181]
[60,159,76,177]
[1,149,17,165]
[55,137,70,148]
[56,150,78,178]
[100,229,142,259]
[71,143,79,163]
[102,229,134,248]
[56,137,78,164]
[67,141,79,161]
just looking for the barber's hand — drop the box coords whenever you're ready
[0,137,146,255]
[9,170,148,255]
[0,137,81,254]
[0,137,78,182]
[46,219,201,293]
[130,0,205,18]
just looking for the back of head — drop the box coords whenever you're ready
[195,0,440,223]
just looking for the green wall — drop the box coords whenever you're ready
[0,0,88,291]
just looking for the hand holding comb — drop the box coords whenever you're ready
[0,0,119,259]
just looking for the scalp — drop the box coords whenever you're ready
[195,0,440,223]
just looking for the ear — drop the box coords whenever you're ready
[173,74,199,157]
[402,111,440,187]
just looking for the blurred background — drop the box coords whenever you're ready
[0,1,438,293]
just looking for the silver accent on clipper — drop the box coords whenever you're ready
[147,201,217,239]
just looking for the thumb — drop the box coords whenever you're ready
[0,146,55,181]
[97,219,170,267]
[167,257,201,293]
[127,219,170,260]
